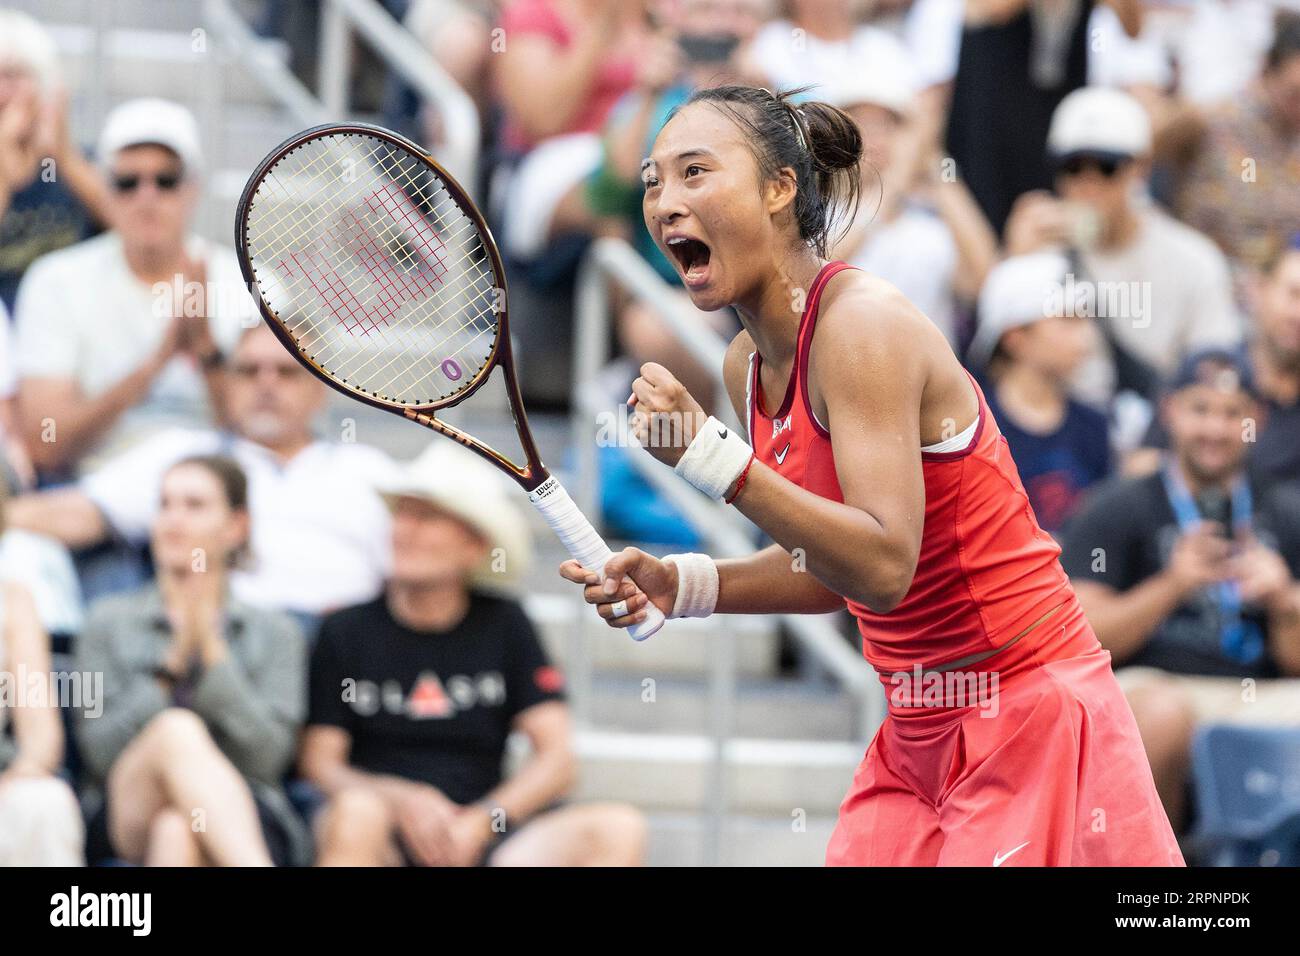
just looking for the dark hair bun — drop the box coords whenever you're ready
[798,98,865,175]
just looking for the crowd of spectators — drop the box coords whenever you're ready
[0,0,1298,864]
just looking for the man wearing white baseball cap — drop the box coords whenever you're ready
[300,441,646,867]
[1004,85,1241,411]
[967,252,1110,534]
[12,97,253,479]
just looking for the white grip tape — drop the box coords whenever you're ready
[528,475,665,641]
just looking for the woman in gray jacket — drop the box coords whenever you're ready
[74,455,308,865]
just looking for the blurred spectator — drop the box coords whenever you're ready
[829,66,997,347]
[752,0,916,102]
[1165,0,1285,108]
[6,324,394,622]
[1133,239,1300,489]
[0,9,107,313]
[0,295,32,490]
[13,97,255,480]
[584,0,767,407]
[0,470,83,648]
[968,252,1110,534]
[946,0,1142,235]
[865,0,964,93]
[0,575,83,866]
[1061,349,1300,830]
[301,443,646,866]
[1005,85,1241,409]
[74,456,308,866]
[490,0,649,267]
[1175,11,1300,291]
[405,0,505,144]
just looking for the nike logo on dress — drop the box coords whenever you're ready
[774,442,791,465]
[717,426,728,439]
[992,842,1030,867]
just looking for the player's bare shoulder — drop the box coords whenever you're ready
[812,269,942,373]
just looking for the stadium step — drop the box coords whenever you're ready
[23,0,227,34]
[643,812,837,867]
[568,730,863,817]
[583,674,859,740]
[529,592,782,679]
[41,22,293,111]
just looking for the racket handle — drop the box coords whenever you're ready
[527,475,666,641]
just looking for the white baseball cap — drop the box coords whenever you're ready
[968,252,1078,369]
[1047,86,1151,161]
[97,98,204,174]
[376,440,534,590]
[823,65,915,118]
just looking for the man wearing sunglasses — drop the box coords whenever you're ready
[1003,86,1241,415]
[11,98,253,482]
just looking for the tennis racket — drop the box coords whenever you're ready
[234,122,664,641]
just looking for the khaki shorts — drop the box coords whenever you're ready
[1114,666,1300,725]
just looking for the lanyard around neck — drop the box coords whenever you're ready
[1160,460,1263,665]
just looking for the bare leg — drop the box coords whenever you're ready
[107,708,273,866]
[0,776,84,866]
[488,803,647,867]
[1124,680,1197,833]
[143,807,205,867]
[315,787,399,867]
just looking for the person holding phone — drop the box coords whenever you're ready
[1062,349,1300,833]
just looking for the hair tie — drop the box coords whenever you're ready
[788,105,810,153]
[758,87,810,152]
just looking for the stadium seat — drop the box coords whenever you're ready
[1189,724,1300,866]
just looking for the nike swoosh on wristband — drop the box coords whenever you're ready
[774,442,791,465]
[992,842,1030,867]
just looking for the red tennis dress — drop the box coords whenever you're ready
[746,260,1183,866]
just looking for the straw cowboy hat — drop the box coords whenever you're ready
[377,441,534,589]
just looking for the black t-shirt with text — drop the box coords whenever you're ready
[1060,472,1300,678]
[308,592,565,804]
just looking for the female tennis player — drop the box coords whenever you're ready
[558,85,1184,867]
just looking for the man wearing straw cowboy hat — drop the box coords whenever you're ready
[299,441,646,866]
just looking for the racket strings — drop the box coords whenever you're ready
[244,132,502,405]
[264,140,495,396]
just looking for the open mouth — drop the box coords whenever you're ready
[666,236,712,284]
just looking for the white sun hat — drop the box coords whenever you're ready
[377,440,534,589]
[822,64,916,119]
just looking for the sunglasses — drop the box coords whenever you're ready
[1058,155,1127,179]
[111,171,184,193]
[230,361,304,381]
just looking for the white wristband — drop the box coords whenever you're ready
[662,552,719,619]
[673,416,753,500]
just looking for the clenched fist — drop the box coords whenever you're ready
[627,362,707,468]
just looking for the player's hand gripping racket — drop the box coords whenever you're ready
[235,123,664,640]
